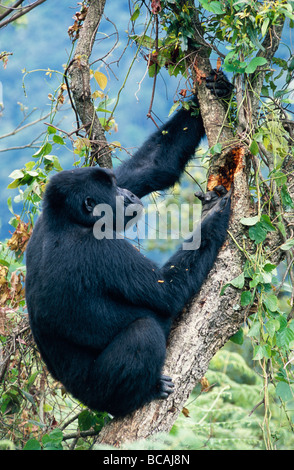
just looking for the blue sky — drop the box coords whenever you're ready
[0,0,178,239]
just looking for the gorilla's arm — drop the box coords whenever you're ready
[114,103,205,198]
[107,188,231,317]
[114,70,233,199]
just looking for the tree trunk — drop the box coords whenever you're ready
[67,0,112,168]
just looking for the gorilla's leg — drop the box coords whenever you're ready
[85,317,171,417]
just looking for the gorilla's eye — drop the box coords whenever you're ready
[84,197,96,212]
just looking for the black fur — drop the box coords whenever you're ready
[25,73,232,417]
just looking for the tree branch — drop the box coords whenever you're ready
[0,0,25,22]
[67,0,112,168]
[0,0,47,29]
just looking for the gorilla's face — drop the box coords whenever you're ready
[44,167,143,232]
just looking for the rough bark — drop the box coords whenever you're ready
[67,0,112,168]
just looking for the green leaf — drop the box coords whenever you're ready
[199,0,224,15]
[44,155,55,162]
[266,319,280,338]
[223,51,247,73]
[230,328,244,345]
[281,184,294,209]
[276,327,294,348]
[220,272,245,295]
[278,8,294,20]
[41,142,53,157]
[263,263,276,272]
[240,215,259,226]
[271,169,287,187]
[23,439,42,450]
[278,315,288,330]
[253,344,271,361]
[168,101,180,117]
[204,1,224,14]
[277,221,287,238]
[245,57,268,74]
[263,294,278,312]
[130,34,155,49]
[9,169,24,180]
[260,214,276,232]
[241,290,253,306]
[247,26,265,52]
[21,390,36,407]
[47,126,56,134]
[230,272,245,289]
[47,429,63,443]
[41,429,63,450]
[41,402,52,413]
[261,17,270,37]
[33,142,52,158]
[249,222,267,244]
[249,273,263,288]
[53,157,63,172]
[276,381,293,401]
[27,170,39,177]
[53,135,65,145]
[7,196,14,214]
[131,6,140,22]
[280,239,294,251]
[25,161,36,171]
[250,140,259,156]
[210,142,222,155]
[247,321,261,338]
[7,180,22,189]
[78,410,94,431]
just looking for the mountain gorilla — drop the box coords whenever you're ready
[25,71,232,417]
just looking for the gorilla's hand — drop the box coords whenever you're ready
[206,69,234,99]
[195,185,231,218]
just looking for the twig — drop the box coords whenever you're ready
[197,385,230,426]
[43,121,92,142]
[248,398,265,417]
[60,411,82,431]
[0,137,44,152]
[62,430,99,442]
[0,111,51,140]
[64,59,81,134]
[146,14,159,128]
[0,0,47,29]
[0,0,24,22]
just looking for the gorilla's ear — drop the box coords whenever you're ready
[84,197,96,212]
[93,167,115,185]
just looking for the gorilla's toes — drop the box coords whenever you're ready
[156,375,175,400]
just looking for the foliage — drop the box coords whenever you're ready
[1,0,294,450]
[94,346,294,450]
[0,272,111,450]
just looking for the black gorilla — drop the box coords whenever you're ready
[25,72,232,417]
